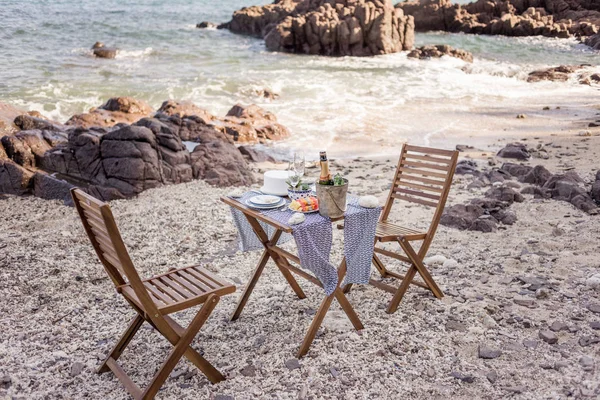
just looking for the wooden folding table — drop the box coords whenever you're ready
[221,196,364,358]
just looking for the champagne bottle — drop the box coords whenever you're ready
[319,151,332,185]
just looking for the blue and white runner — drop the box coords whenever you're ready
[229,192,381,295]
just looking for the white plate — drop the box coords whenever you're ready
[249,195,282,206]
[259,186,289,196]
[245,198,285,210]
[288,204,319,214]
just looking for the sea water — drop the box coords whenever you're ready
[0,0,598,157]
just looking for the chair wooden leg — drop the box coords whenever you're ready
[372,254,388,278]
[398,239,443,299]
[230,249,271,321]
[386,265,417,314]
[98,314,145,374]
[142,295,221,399]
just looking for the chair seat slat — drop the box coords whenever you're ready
[143,283,174,305]
[151,278,185,301]
[162,275,197,298]
[192,266,231,288]
[186,268,218,290]
[178,270,213,293]
[169,273,205,296]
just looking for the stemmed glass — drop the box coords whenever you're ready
[293,151,305,179]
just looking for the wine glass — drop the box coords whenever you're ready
[288,171,300,189]
[293,151,305,178]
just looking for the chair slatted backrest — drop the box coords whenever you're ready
[381,144,458,249]
[71,189,159,314]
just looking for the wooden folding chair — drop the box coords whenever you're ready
[345,144,458,314]
[71,189,235,399]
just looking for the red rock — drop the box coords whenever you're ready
[66,97,153,128]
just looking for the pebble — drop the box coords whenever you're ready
[585,274,600,290]
[284,358,301,370]
[535,288,549,299]
[578,336,600,347]
[478,345,502,359]
[215,395,234,400]
[503,385,526,394]
[579,356,594,370]
[523,340,538,349]
[486,370,498,384]
[514,298,536,308]
[450,371,475,383]
[445,320,467,332]
[587,304,600,314]
[70,362,84,377]
[590,321,600,330]
[240,365,256,377]
[329,367,340,378]
[1,375,11,389]
[549,321,569,332]
[539,330,558,344]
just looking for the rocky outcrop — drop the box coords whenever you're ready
[92,42,118,59]
[66,97,154,128]
[527,65,600,85]
[395,0,600,38]
[196,21,217,29]
[0,99,292,201]
[156,100,214,122]
[496,143,530,160]
[585,32,600,49]
[0,103,54,136]
[227,0,415,56]
[407,44,473,62]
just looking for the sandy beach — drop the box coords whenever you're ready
[2,123,600,399]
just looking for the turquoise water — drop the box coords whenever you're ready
[1,0,599,156]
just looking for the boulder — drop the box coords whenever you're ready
[156,100,215,122]
[543,174,598,214]
[227,0,415,56]
[92,42,118,59]
[191,140,255,186]
[521,165,553,186]
[220,104,290,143]
[527,65,585,82]
[33,172,76,204]
[0,102,24,136]
[66,97,153,128]
[585,32,600,49]
[0,159,34,195]
[497,143,530,160]
[13,114,63,132]
[592,172,600,203]
[239,145,276,162]
[407,44,473,62]
[196,21,217,29]
[440,203,485,230]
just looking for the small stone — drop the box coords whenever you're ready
[232,276,243,285]
[479,345,502,359]
[578,336,600,347]
[514,298,536,308]
[1,375,11,389]
[590,321,600,330]
[329,367,340,378]
[450,371,475,383]
[535,288,549,299]
[523,340,539,349]
[586,274,600,290]
[587,304,600,314]
[445,320,467,332]
[517,114,526,119]
[539,330,558,344]
[549,321,569,332]
[170,369,187,379]
[214,395,234,400]
[543,106,550,110]
[426,368,435,378]
[503,386,526,394]
[579,355,594,370]
[285,358,301,370]
[70,362,84,377]
[240,364,256,377]
[554,361,569,370]
[486,370,498,384]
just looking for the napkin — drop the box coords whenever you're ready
[358,195,379,208]
[288,212,306,225]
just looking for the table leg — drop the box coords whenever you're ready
[270,252,306,300]
[297,258,363,358]
[230,249,271,321]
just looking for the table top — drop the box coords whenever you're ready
[221,195,346,234]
